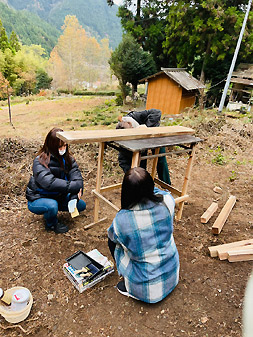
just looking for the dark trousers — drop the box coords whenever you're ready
[108,238,116,261]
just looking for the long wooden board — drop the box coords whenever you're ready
[57,126,195,144]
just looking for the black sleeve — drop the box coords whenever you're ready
[127,109,161,127]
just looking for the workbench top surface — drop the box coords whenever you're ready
[112,134,202,151]
[57,125,195,144]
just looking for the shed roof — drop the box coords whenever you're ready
[231,63,253,85]
[140,68,205,91]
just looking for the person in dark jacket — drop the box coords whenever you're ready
[26,127,86,233]
[116,109,171,185]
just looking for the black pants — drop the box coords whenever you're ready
[108,237,116,261]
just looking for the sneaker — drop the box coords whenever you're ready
[116,280,129,296]
[54,222,69,234]
[116,280,139,300]
[45,224,55,232]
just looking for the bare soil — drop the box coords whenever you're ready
[0,98,252,337]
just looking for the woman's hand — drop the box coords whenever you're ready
[78,188,82,199]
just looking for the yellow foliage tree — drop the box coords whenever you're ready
[48,15,111,91]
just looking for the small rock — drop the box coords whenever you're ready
[47,294,54,300]
[201,316,208,324]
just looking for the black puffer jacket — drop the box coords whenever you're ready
[127,109,161,127]
[26,154,83,202]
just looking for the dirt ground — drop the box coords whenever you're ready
[0,97,252,337]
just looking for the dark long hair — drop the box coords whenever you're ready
[121,167,162,209]
[38,127,72,169]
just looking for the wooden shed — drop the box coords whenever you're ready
[140,68,205,115]
[230,63,253,104]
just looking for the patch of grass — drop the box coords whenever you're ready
[211,146,226,165]
[229,170,237,182]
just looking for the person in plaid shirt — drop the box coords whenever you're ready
[108,167,179,303]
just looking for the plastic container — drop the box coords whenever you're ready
[11,288,30,311]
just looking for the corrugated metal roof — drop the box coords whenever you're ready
[140,68,205,90]
[231,63,253,81]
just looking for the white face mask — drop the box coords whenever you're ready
[59,148,66,156]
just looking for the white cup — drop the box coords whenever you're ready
[11,288,30,311]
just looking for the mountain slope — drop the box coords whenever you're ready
[4,0,122,49]
[0,2,60,55]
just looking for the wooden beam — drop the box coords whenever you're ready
[175,195,189,204]
[220,245,253,261]
[211,196,236,235]
[93,142,104,222]
[201,202,218,223]
[176,144,196,221]
[92,190,120,212]
[131,151,140,168]
[228,248,253,262]
[151,148,160,179]
[100,183,122,192]
[154,178,182,196]
[57,126,195,144]
[208,239,253,258]
[84,217,107,230]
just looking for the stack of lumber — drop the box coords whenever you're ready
[208,239,253,262]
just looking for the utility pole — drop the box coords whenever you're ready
[218,0,252,114]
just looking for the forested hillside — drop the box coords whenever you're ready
[1,0,122,49]
[0,2,60,55]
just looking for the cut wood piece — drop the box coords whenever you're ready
[201,202,218,223]
[208,238,253,257]
[211,195,236,235]
[218,243,253,260]
[213,186,222,194]
[228,248,253,262]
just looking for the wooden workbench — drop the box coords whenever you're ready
[57,126,201,229]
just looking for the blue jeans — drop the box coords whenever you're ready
[28,195,86,227]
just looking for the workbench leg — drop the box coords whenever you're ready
[151,148,160,179]
[94,142,105,223]
[131,151,140,168]
[176,144,196,221]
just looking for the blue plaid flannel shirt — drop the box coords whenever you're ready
[108,188,179,303]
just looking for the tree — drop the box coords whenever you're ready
[9,31,21,53]
[109,34,156,103]
[163,0,253,105]
[48,15,112,91]
[0,19,10,52]
[108,0,170,68]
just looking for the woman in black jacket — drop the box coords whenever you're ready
[26,127,86,233]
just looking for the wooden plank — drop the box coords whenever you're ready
[100,183,122,192]
[84,217,107,230]
[211,196,236,235]
[208,239,253,258]
[57,126,195,144]
[151,148,160,179]
[175,195,189,204]
[92,190,120,212]
[131,151,140,168]
[201,202,218,223]
[93,142,104,222]
[228,248,253,262]
[154,178,182,196]
[176,144,196,221]
[219,245,253,260]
